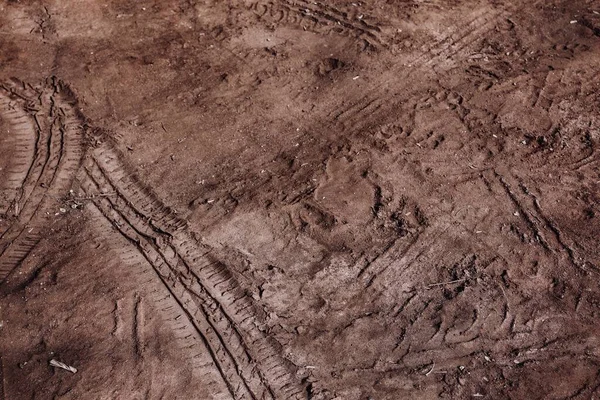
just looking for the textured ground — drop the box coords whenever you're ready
[0,0,600,399]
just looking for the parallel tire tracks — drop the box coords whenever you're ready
[0,78,85,282]
[76,142,306,400]
[328,7,509,133]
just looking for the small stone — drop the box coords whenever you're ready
[295,325,308,335]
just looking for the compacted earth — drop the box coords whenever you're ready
[0,0,599,399]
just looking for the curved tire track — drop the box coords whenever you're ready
[0,78,85,282]
[0,85,37,216]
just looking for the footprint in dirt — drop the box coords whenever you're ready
[314,155,375,226]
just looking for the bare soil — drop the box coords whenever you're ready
[1,1,600,399]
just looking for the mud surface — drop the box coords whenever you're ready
[1,1,600,399]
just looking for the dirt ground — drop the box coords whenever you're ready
[0,0,599,399]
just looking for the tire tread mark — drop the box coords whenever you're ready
[80,142,305,399]
[0,92,37,216]
[249,0,384,48]
[491,170,552,252]
[518,179,580,267]
[0,79,85,283]
[81,163,270,400]
[329,8,506,130]
[81,197,241,400]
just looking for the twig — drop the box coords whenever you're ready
[425,362,435,376]
[427,278,465,288]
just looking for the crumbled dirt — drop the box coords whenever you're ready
[1,1,600,399]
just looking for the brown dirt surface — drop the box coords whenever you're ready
[1,0,600,399]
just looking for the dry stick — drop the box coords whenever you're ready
[426,278,465,288]
[425,362,435,376]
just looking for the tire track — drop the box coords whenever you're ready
[249,0,384,49]
[79,166,264,400]
[328,7,508,132]
[378,244,574,372]
[0,78,85,282]
[359,215,528,369]
[84,202,234,400]
[485,169,581,268]
[0,86,37,216]
[77,141,306,400]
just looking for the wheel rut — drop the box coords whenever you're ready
[0,78,85,282]
[328,7,510,132]
[249,0,385,49]
[75,141,306,400]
